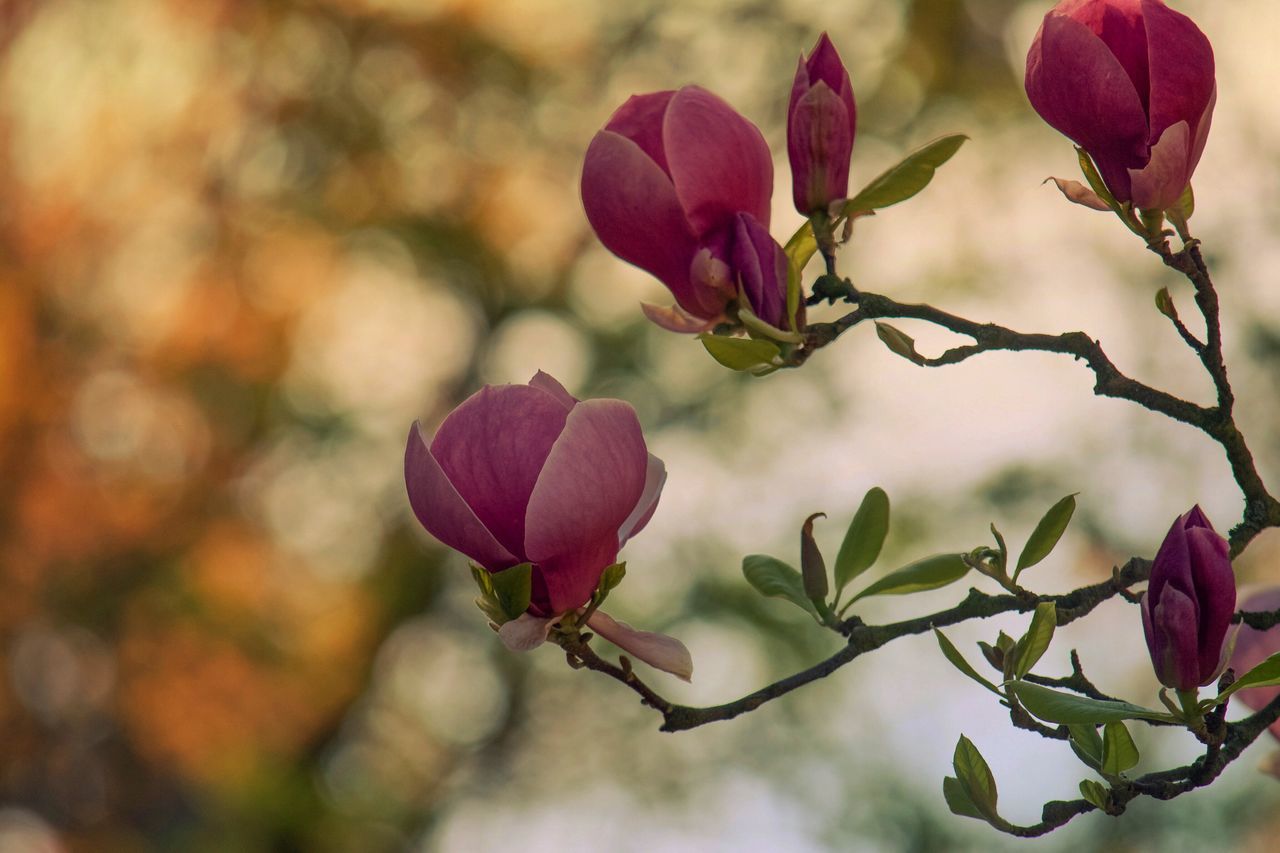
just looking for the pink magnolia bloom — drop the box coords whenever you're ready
[1025,0,1215,212]
[581,86,776,333]
[1141,506,1236,691]
[788,32,857,215]
[404,372,691,680]
[1231,588,1280,740]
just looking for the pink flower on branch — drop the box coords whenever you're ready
[404,371,690,680]
[1025,0,1215,212]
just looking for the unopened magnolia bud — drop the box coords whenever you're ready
[1155,287,1178,320]
[801,512,829,600]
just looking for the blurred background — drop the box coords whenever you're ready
[2,0,1279,850]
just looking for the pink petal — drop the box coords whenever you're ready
[732,212,789,329]
[498,613,556,652]
[688,244,735,317]
[1153,585,1201,690]
[524,399,649,613]
[429,385,569,558]
[618,453,666,547]
[664,86,773,236]
[581,130,703,314]
[1025,12,1149,201]
[640,302,719,333]
[1141,0,1215,146]
[587,610,693,681]
[1048,177,1113,211]
[1128,120,1190,211]
[1056,0,1149,113]
[528,370,578,411]
[604,90,676,177]
[404,423,517,569]
[1185,524,1235,683]
[1186,85,1216,182]
[801,32,856,148]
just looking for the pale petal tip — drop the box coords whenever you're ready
[640,302,719,334]
[497,613,556,652]
[587,610,694,681]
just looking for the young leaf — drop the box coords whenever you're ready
[490,562,534,622]
[1014,494,1077,578]
[943,776,986,821]
[1101,721,1139,776]
[1068,724,1103,770]
[835,487,890,590]
[1007,681,1169,725]
[989,523,1008,574]
[1079,780,1110,811]
[935,629,1002,696]
[742,555,821,620]
[953,735,998,820]
[699,334,780,372]
[849,553,970,602]
[842,134,968,215]
[800,513,829,601]
[1216,650,1280,701]
[1013,602,1057,679]
[1075,147,1118,210]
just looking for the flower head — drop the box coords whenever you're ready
[1141,506,1235,691]
[788,32,857,215]
[1025,0,1215,211]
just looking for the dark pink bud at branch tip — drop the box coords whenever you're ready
[788,32,857,216]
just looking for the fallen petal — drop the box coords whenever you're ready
[587,610,693,681]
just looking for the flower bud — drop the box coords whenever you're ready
[1025,0,1215,213]
[787,32,857,216]
[582,86,773,332]
[1140,506,1235,691]
[1230,588,1280,741]
[731,212,803,333]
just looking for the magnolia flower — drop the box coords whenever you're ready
[404,371,691,680]
[788,32,857,215]
[1141,506,1235,691]
[581,85,777,333]
[1025,0,1215,212]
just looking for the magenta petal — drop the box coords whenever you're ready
[586,610,693,681]
[788,83,853,214]
[1153,585,1201,690]
[664,86,773,235]
[1128,119,1190,211]
[581,130,703,314]
[404,423,517,570]
[802,33,856,141]
[732,213,788,329]
[1057,0,1150,112]
[1186,85,1216,182]
[524,399,649,612]
[618,453,666,547]
[1026,13,1149,200]
[1141,0,1215,146]
[528,370,578,411]
[429,385,569,558]
[604,90,676,177]
[1186,526,1235,681]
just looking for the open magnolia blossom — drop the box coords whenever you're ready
[404,371,692,680]
[1026,0,1215,212]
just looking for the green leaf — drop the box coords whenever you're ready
[800,513,829,601]
[490,562,533,622]
[1068,724,1103,770]
[841,134,968,215]
[1007,681,1169,725]
[1176,183,1195,220]
[1075,147,1118,210]
[943,776,986,820]
[953,735,998,819]
[742,555,821,620]
[738,303,803,344]
[935,629,1002,696]
[1101,721,1139,776]
[835,487,890,590]
[1217,650,1280,701]
[784,220,818,272]
[989,523,1008,574]
[874,322,925,365]
[850,553,970,602]
[699,334,781,372]
[1079,780,1109,811]
[1014,494,1077,578]
[1013,602,1057,679]
[592,562,626,606]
